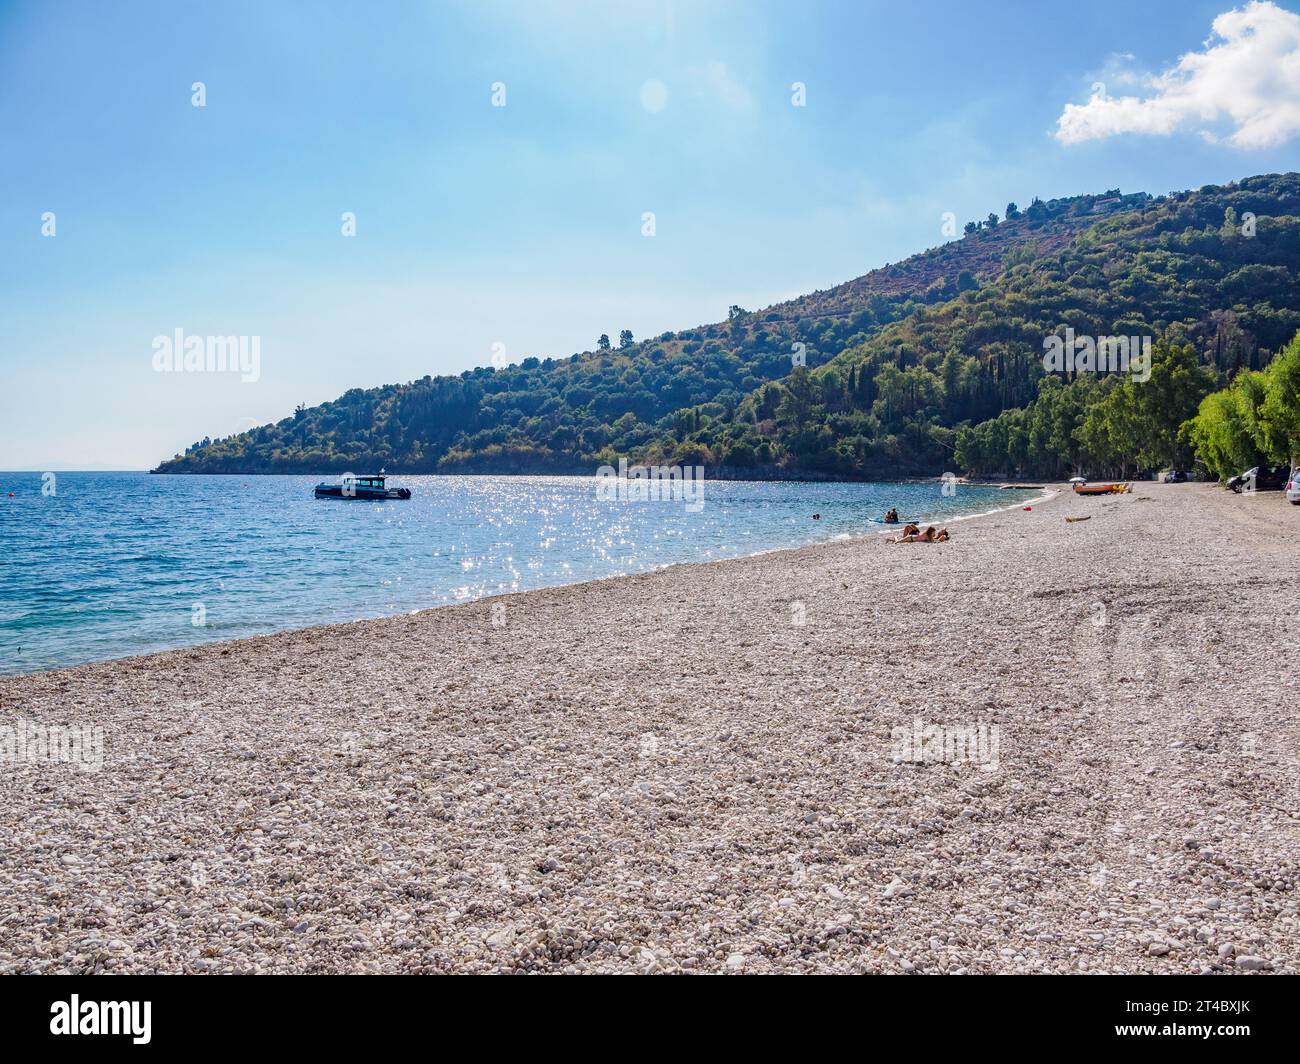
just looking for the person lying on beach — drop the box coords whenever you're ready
[883,507,899,524]
[887,525,950,543]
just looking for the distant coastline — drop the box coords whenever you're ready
[151,174,1300,490]
[147,462,1039,485]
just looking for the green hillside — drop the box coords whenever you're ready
[155,174,1300,479]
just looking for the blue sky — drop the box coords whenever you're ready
[2,0,1299,468]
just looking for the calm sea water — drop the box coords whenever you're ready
[0,472,1038,675]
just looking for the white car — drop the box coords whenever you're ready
[1287,468,1300,505]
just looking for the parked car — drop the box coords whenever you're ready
[1162,470,1190,483]
[1256,465,1291,491]
[1228,465,1290,493]
[1287,468,1300,505]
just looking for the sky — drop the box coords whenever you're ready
[2,0,1299,469]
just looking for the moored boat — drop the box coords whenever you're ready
[314,473,411,500]
[1072,481,1131,496]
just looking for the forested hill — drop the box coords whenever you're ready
[155,174,1300,479]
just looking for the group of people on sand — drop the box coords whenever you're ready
[886,522,949,543]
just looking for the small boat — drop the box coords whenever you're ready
[314,473,411,500]
[1072,481,1130,496]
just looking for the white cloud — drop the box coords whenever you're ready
[1055,1,1300,148]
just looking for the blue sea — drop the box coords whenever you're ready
[0,472,1039,675]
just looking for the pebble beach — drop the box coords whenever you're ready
[1,482,1296,974]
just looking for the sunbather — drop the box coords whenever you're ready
[887,525,950,544]
[887,524,932,543]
